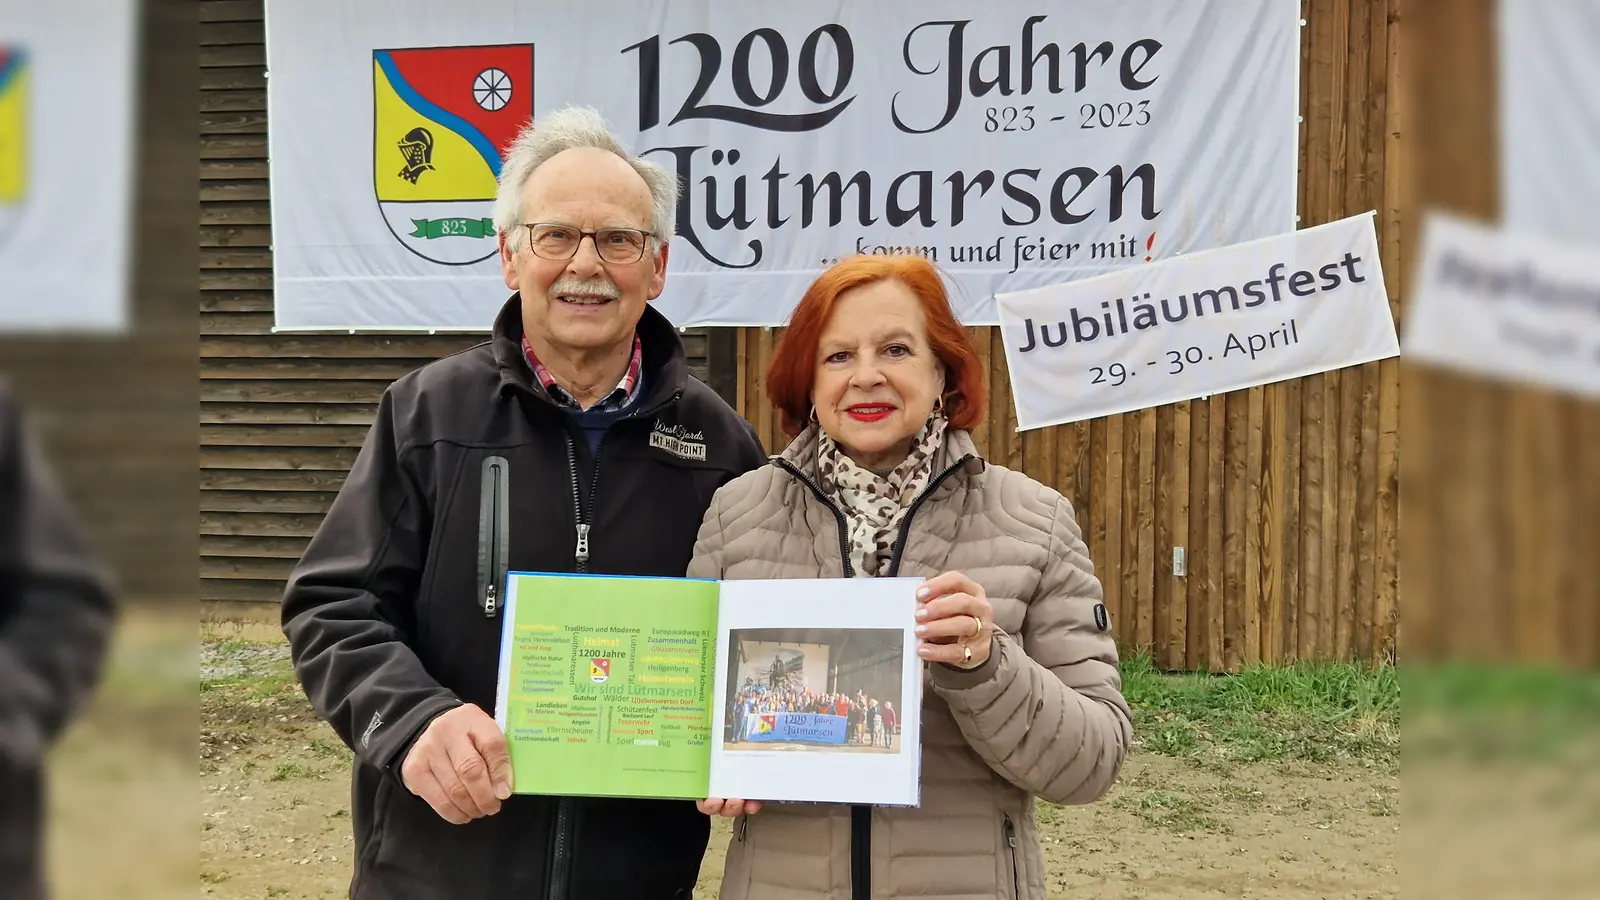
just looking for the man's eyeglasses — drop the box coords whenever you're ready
[522,223,654,264]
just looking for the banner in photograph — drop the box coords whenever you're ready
[1403,210,1600,400]
[995,212,1399,431]
[745,712,848,745]
[0,0,136,333]
[263,0,1301,331]
[1498,0,1600,243]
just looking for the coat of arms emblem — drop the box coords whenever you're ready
[372,44,533,266]
[0,46,29,248]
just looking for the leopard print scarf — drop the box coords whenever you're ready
[816,415,949,577]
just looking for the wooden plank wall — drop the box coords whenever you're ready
[198,0,711,617]
[736,0,1403,672]
[1401,0,1600,668]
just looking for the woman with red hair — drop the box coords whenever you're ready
[687,254,1133,900]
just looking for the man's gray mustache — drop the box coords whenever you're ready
[550,278,620,299]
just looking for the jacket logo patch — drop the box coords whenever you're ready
[649,422,707,461]
[1093,603,1109,632]
[361,712,383,749]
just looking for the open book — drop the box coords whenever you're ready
[493,572,924,807]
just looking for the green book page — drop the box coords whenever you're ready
[494,572,719,799]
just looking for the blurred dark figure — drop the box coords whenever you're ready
[0,377,115,900]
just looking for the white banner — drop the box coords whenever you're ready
[1403,210,1600,400]
[1498,0,1600,243]
[995,213,1399,431]
[263,0,1301,331]
[0,0,137,334]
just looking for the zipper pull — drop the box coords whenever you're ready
[1004,816,1017,848]
[737,815,749,841]
[575,523,591,564]
[483,582,497,618]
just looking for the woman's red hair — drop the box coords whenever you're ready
[766,254,988,437]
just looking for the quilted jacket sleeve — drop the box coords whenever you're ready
[929,489,1133,805]
[685,482,731,581]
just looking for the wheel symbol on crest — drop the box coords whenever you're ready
[473,68,512,111]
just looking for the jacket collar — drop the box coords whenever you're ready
[490,293,689,413]
[776,421,987,489]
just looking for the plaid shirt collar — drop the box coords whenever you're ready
[521,332,645,412]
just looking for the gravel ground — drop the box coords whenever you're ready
[202,638,291,681]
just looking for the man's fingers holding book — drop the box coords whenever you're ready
[401,703,513,824]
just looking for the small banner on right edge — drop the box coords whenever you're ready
[1403,210,1600,401]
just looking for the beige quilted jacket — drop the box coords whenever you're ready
[687,425,1134,900]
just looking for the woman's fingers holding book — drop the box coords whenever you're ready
[698,798,763,817]
[915,571,994,668]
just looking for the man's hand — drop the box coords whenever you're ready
[399,703,513,824]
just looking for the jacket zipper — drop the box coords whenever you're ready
[545,391,682,900]
[478,456,510,617]
[771,458,855,578]
[560,390,682,572]
[563,435,588,573]
[547,802,572,900]
[884,455,973,577]
[850,805,871,900]
[1004,815,1020,898]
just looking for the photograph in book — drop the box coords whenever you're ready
[707,578,924,808]
[723,629,905,755]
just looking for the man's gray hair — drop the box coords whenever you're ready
[491,105,679,248]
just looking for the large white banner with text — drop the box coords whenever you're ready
[1498,0,1600,243]
[0,0,136,333]
[996,213,1399,431]
[263,0,1301,331]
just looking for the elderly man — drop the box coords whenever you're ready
[281,106,767,900]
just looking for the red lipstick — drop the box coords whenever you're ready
[844,404,895,423]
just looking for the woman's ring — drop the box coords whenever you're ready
[962,645,973,663]
[970,616,984,638]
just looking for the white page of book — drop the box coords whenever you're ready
[708,577,924,807]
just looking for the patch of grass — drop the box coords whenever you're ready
[200,668,300,696]
[1214,783,1266,810]
[269,763,310,782]
[307,738,351,761]
[199,870,231,885]
[199,644,315,737]
[1403,664,1600,763]
[1118,651,1399,765]
[1113,789,1229,834]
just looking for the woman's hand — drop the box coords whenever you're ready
[698,798,763,817]
[916,571,994,668]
